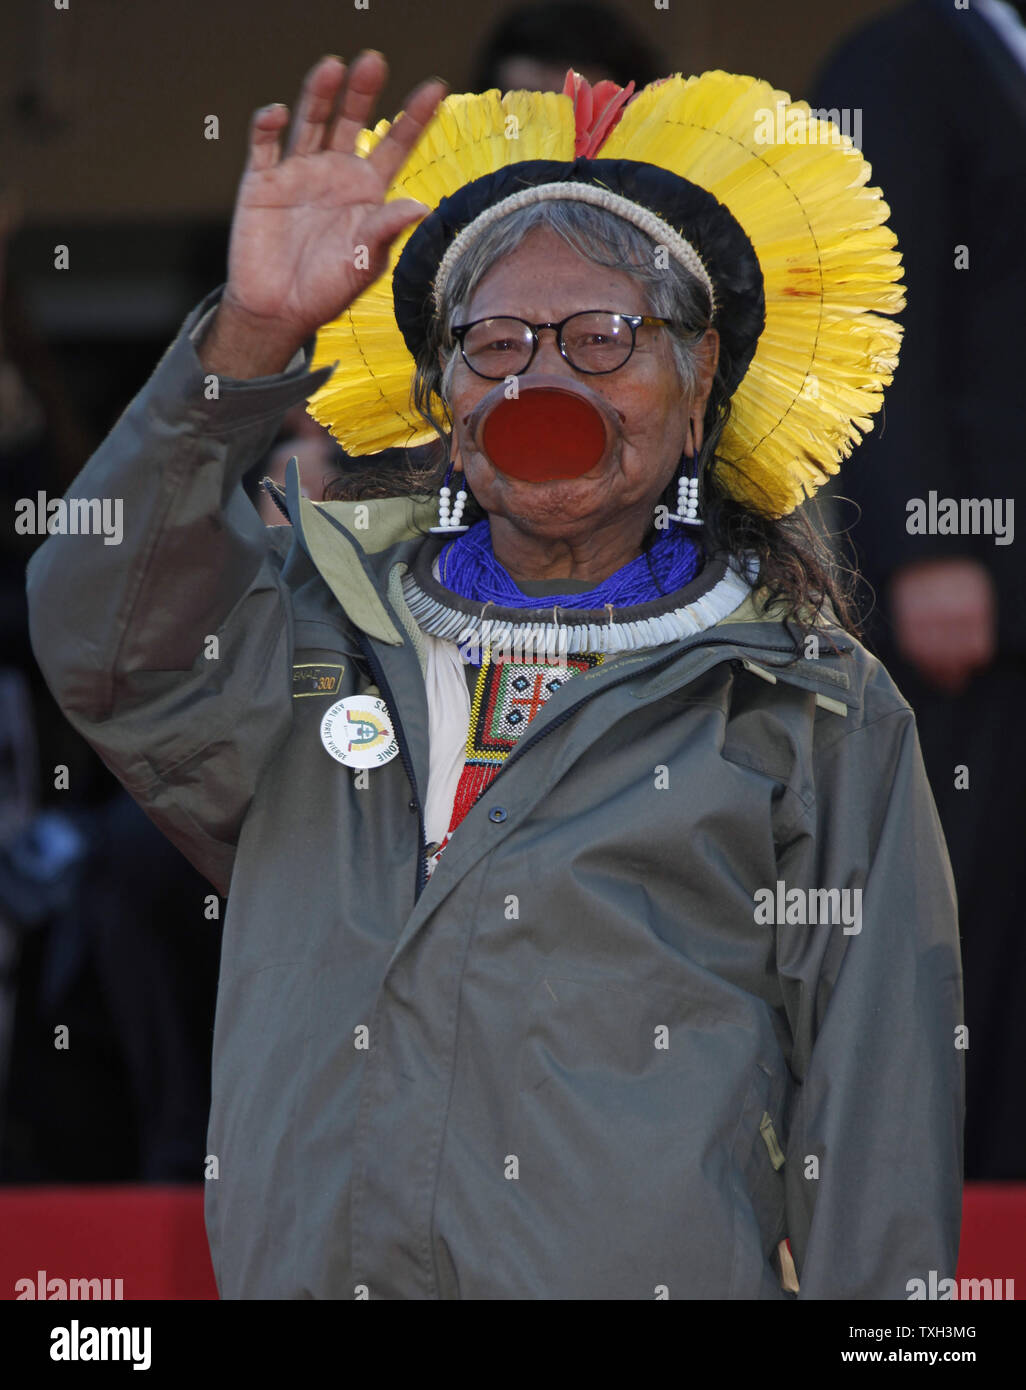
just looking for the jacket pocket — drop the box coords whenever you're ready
[507,972,777,1299]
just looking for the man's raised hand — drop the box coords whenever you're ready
[200,53,446,378]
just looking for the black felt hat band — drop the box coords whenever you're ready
[392,157,767,398]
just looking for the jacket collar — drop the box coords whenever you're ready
[282,456,434,645]
[278,457,856,705]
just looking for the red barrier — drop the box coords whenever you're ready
[955,1183,1026,1298]
[0,1183,1021,1299]
[0,1186,217,1301]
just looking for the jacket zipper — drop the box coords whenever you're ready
[495,634,814,779]
[354,632,429,900]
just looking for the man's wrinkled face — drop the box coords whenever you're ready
[445,225,712,543]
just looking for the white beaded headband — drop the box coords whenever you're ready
[431,182,718,318]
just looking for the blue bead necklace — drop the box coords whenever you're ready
[437,518,701,610]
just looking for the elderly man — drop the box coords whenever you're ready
[27,53,963,1300]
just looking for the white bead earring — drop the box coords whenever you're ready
[668,453,702,527]
[429,459,469,534]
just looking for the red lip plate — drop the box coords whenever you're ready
[480,388,609,481]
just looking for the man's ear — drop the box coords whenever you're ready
[685,328,720,458]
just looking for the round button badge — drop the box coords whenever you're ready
[320,696,399,769]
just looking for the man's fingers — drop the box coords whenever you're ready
[246,104,290,173]
[362,197,431,257]
[328,50,389,155]
[286,55,347,157]
[367,78,447,184]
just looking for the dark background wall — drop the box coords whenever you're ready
[5,0,891,220]
[2,0,896,448]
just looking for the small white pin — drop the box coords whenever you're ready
[320,696,399,768]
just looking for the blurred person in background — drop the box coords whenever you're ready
[812,0,1026,1179]
[248,404,446,522]
[250,404,350,525]
[473,0,660,93]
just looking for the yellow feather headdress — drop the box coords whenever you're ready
[307,71,903,519]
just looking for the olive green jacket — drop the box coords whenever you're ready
[26,295,964,1300]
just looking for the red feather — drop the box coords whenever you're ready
[563,69,637,157]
